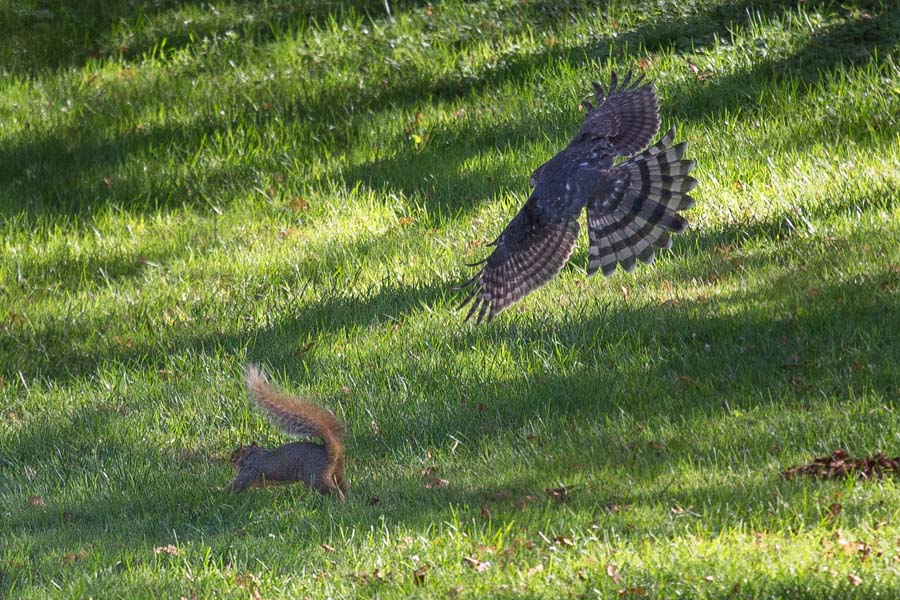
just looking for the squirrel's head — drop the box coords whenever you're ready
[230,442,261,467]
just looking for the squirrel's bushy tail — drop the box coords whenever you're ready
[244,365,346,498]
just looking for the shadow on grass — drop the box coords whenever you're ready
[3,0,895,221]
[3,176,896,386]
[0,0,415,75]
[344,0,899,209]
[4,275,898,593]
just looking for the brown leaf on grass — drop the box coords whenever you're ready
[487,490,512,502]
[783,450,900,480]
[288,197,309,211]
[514,495,538,510]
[544,485,571,504]
[463,556,491,572]
[62,511,74,523]
[480,504,492,520]
[617,587,648,597]
[636,57,653,71]
[553,535,574,548]
[398,216,414,225]
[321,544,335,553]
[63,549,88,562]
[250,587,262,600]
[425,475,449,489]
[27,496,46,507]
[412,564,430,586]
[836,536,873,560]
[292,342,315,356]
[604,502,633,513]
[153,544,179,556]
[848,573,862,586]
[349,569,387,584]
[367,496,381,506]
[511,537,537,551]
[825,502,842,520]
[606,563,623,583]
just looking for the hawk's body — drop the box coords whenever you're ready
[460,72,696,323]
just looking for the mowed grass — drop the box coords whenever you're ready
[1,0,900,597]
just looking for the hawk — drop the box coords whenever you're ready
[459,71,697,323]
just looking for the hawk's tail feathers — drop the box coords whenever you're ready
[587,127,696,277]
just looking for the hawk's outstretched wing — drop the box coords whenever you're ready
[458,198,580,324]
[460,72,694,323]
[530,71,661,185]
[576,70,660,156]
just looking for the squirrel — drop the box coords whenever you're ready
[230,365,347,501]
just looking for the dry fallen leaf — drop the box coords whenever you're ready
[553,535,574,548]
[481,504,492,520]
[606,563,623,583]
[783,450,900,480]
[27,496,46,507]
[545,485,571,503]
[848,573,862,586]
[463,556,491,572]
[515,495,539,510]
[412,564,430,586]
[288,197,309,211]
[153,544,179,556]
[425,476,449,489]
[63,549,88,562]
[292,342,315,356]
[321,544,335,553]
[618,587,648,597]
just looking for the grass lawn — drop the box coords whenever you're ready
[2,0,900,597]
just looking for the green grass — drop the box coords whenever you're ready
[2,0,900,597]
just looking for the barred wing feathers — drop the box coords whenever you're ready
[576,71,660,156]
[586,127,697,276]
[459,207,580,324]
